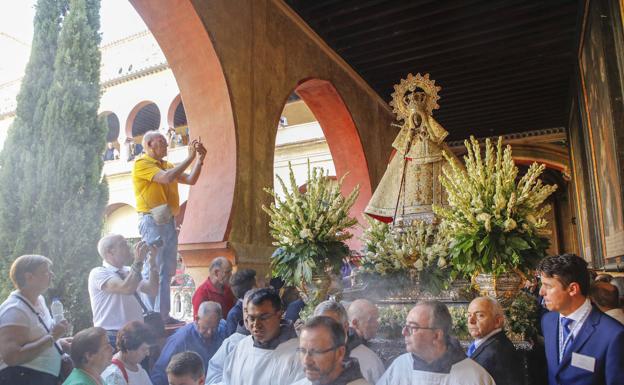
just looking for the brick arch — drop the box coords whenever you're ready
[130,1,236,253]
[125,100,157,138]
[292,79,373,248]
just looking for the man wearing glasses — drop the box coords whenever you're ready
[222,288,303,385]
[377,300,494,385]
[292,316,370,385]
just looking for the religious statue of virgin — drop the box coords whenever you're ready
[365,73,449,223]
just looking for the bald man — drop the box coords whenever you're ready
[591,282,624,325]
[192,257,235,320]
[348,299,380,342]
[467,297,523,385]
[314,301,385,384]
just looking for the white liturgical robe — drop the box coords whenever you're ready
[375,353,495,385]
[205,331,247,385]
[350,344,385,384]
[222,335,304,385]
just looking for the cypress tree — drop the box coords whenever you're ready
[36,0,107,329]
[0,0,65,298]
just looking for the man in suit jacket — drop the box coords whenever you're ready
[538,253,624,385]
[466,297,523,385]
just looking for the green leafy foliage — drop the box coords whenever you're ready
[263,162,358,288]
[0,0,106,331]
[434,136,556,277]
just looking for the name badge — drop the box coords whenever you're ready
[571,353,595,372]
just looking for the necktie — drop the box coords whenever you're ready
[467,341,477,357]
[561,317,574,357]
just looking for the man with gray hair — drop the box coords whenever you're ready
[467,296,523,385]
[88,234,158,347]
[150,301,226,385]
[132,130,207,323]
[205,288,255,385]
[192,257,235,320]
[377,300,494,385]
[314,301,384,384]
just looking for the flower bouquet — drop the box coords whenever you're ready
[358,215,451,296]
[434,136,557,302]
[263,162,359,304]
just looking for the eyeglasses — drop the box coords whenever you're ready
[246,312,278,324]
[296,345,341,357]
[402,324,439,336]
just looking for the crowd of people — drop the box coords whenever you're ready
[1,130,624,385]
[0,251,623,385]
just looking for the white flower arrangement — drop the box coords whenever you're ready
[433,136,557,276]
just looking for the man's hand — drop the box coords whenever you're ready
[188,139,198,159]
[195,141,207,164]
[147,246,158,270]
[133,241,149,264]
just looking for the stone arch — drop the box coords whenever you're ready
[104,203,140,238]
[99,111,120,143]
[129,1,237,258]
[167,94,182,128]
[291,78,373,247]
[127,101,161,138]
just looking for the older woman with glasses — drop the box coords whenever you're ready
[0,255,71,385]
[102,321,155,385]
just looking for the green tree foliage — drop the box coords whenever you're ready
[0,0,107,331]
[0,0,66,297]
[38,0,107,330]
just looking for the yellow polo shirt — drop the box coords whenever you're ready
[132,154,180,215]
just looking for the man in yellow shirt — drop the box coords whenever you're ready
[132,130,206,323]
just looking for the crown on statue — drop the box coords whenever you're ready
[389,73,442,121]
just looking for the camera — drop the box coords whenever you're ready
[147,236,163,248]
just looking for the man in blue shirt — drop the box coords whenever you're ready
[150,301,226,385]
[225,269,256,336]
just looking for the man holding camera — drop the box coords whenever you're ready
[89,234,158,347]
[132,130,207,324]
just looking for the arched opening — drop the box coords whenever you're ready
[167,95,189,146]
[103,112,120,142]
[131,102,160,137]
[130,0,237,275]
[103,203,140,239]
[273,93,337,200]
[279,79,372,250]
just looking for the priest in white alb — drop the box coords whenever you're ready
[376,300,495,385]
[222,288,303,385]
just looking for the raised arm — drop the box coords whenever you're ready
[102,241,150,295]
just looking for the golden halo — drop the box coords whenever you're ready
[389,73,442,121]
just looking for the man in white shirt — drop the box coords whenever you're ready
[590,281,624,325]
[222,287,303,385]
[314,301,384,384]
[376,300,495,385]
[291,316,370,385]
[88,234,158,347]
[466,296,523,385]
[539,253,624,385]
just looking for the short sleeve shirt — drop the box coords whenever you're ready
[0,292,61,376]
[132,154,179,215]
[88,263,143,330]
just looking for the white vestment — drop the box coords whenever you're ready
[350,344,385,384]
[222,335,304,385]
[292,378,370,385]
[205,332,247,385]
[375,353,495,385]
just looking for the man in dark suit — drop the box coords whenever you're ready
[466,296,523,385]
[538,253,624,385]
